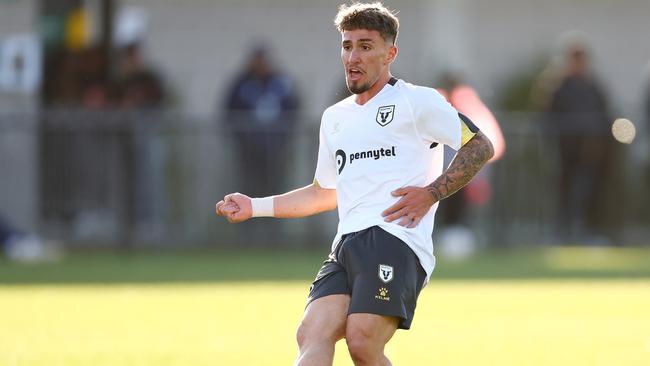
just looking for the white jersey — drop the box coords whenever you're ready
[314,78,463,281]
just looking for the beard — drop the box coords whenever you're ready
[346,79,371,94]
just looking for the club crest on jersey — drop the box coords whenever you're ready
[376,105,395,126]
[378,264,393,283]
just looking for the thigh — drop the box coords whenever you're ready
[343,226,426,330]
[299,294,350,342]
[307,255,351,306]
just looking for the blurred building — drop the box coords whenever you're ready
[3,0,648,118]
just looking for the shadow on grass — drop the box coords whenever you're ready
[1,246,650,284]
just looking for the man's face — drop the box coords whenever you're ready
[569,49,588,76]
[341,29,396,94]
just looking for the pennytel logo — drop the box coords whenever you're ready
[335,146,397,174]
[335,150,346,174]
[349,146,397,164]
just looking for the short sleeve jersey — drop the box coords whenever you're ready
[314,78,467,281]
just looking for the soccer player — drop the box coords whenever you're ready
[216,3,494,365]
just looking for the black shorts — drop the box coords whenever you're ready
[307,226,427,330]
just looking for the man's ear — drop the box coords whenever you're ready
[386,45,398,64]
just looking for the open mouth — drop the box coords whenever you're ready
[347,67,364,80]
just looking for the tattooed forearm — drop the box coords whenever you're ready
[427,131,495,202]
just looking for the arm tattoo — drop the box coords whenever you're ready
[427,131,495,202]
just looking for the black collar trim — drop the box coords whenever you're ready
[388,77,398,86]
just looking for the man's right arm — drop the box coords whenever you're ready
[215,182,337,223]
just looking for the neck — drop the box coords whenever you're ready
[354,73,393,105]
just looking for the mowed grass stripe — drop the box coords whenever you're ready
[2,246,650,284]
[1,281,649,366]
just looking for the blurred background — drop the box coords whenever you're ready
[1,0,649,260]
[2,2,650,365]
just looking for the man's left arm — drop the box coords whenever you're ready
[382,131,494,227]
[426,131,494,202]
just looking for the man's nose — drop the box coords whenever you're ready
[346,48,361,63]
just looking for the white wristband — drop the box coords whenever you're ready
[251,197,275,217]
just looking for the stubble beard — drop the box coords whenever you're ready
[346,79,371,95]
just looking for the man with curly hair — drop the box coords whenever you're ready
[216,3,494,365]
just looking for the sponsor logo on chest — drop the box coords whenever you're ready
[335,146,396,174]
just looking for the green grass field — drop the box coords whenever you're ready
[2,246,650,365]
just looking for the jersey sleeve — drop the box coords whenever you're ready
[411,87,463,150]
[458,112,480,146]
[313,115,337,189]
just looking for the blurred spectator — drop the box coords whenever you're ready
[81,78,112,109]
[222,44,300,197]
[544,41,613,243]
[40,47,110,227]
[435,73,505,253]
[0,214,61,262]
[115,42,168,240]
[117,42,166,108]
[437,73,506,162]
[74,78,113,226]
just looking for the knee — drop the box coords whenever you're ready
[296,318,344,349]
[345,326,376,364]
[295,321,311,349]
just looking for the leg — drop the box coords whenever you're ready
[340,227,427,365]
[294,294,350,366]
[556,137,579,240]
[346,313,398,366]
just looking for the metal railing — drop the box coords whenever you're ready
[0,109,647,248]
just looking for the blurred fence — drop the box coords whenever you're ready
[0,109,648,248]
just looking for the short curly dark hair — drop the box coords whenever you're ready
[334,2,399,44]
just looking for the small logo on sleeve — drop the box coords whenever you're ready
[376,105,395,126]
[332,121,341,134]
[378,264,393,283]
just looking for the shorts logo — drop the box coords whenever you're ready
[375,287,390,301]
[378,264,393,283]
[335,149,346,174]
[376,105,395,126]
